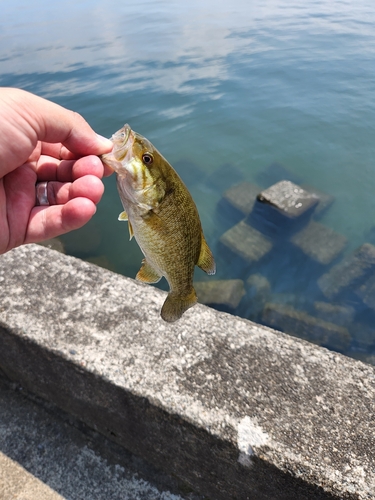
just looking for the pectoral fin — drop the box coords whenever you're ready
[118,211,128,221]
[161,289,197,323]
[118,212,134,240]
[127,221,134,240]
[197,235,216,275]
[136,259,162,284]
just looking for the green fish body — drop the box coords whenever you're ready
[101,124,215,322]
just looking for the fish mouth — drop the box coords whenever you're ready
[101,124,133,173]
[111,123,131,146]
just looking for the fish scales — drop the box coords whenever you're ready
[101,124,215,322]
[130,182,200,291]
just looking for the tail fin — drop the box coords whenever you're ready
[161,289,197,323]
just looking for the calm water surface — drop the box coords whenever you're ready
[2,0,375,361]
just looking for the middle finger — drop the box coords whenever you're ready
[36,155,105,182]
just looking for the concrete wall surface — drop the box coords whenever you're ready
[0,244,374,500]
[0,376,196,500]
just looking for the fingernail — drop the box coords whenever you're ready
[96,133,109,141]
[96,133,113,146]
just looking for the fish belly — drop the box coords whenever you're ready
[130,203,201,322]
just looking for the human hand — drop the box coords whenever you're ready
[0,88,113,254]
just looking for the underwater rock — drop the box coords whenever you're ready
[301,184,335,219]
[219,220,273,266]
[313,301,355,327]
[195,279,246,313]
[262,302,351,352]
[318,243,375,300]
[243,273,271,318]
[248,180,319,237]
[290,221,347,265]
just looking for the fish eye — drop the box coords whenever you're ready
[142,153,154,165]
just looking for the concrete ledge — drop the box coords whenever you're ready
[0,245,374,500]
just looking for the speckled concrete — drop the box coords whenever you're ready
[0,244,374,500]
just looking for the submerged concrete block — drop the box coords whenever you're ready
[355,273,375,310]
[256,180,318,218]
[219,220,273,265]
[0,245,375,500]
[313,301,355,327]
[318,243,375,300]
[262,303,351,352]
[249,181,319,237]
[221,181,260,219]
[243,274,271,318]
[290,221,347,265]
[195,279,245,313]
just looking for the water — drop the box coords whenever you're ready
[2,0,375,362]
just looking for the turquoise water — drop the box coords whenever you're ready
[2,0,375,360]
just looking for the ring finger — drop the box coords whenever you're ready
[36,175,104,206]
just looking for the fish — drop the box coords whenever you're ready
[101,124,216,322]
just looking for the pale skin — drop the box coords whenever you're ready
[0,88,114,255]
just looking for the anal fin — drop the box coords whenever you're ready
[136,259,162,284]
[197,235,216,275]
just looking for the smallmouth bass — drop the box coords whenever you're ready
[101,124,216,322]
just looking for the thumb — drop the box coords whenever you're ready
[21,90,113,156]
[0,88,113,174]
